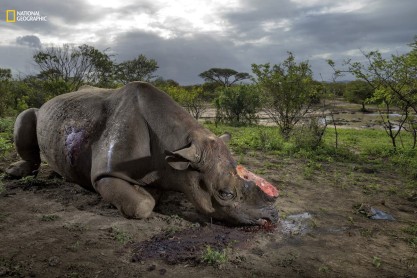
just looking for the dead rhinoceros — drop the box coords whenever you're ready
[6,82,279,225]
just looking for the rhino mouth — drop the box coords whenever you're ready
[256,218,273,226]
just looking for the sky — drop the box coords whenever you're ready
[1,0,417,85]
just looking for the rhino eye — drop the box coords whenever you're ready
[219,190,234,200]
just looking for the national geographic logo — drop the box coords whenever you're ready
[5,10,47,22]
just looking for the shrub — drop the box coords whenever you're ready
[292,117,327,150]
[214,85,260,125]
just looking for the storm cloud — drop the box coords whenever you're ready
[16,35,42,48]
[1,0,416,84]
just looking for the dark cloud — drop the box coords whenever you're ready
[1,0,417,84]
[16,35,42,48]
[108,31,244,85]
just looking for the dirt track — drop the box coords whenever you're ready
[1,151,417,277]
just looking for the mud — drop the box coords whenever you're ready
[131,224,253,265]
[1,151,417,277]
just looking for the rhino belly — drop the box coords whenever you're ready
[36,96,103,189]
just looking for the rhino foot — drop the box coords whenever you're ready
[95,177,156,219]
[6,160,40,178]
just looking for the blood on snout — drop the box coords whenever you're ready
[236,165,279,198]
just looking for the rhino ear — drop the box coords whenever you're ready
[219,132,231,143]
[165,143,200,171]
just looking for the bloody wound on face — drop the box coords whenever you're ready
[236,165,279,197]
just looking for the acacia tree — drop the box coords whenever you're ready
[33,44,114,91]
[115,54,158,84]
[252,52,317,138]
[199,68,251,87]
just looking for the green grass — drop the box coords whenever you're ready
[205,123,417,181]
[403,223,417,248]
[206,123,417,156]
[372,256,382,268]
[110,226,132,244]
[201,245,228,266]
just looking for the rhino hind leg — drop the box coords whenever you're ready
[6,108,41,178]
[95,177,156,219]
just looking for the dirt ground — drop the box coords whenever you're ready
[1,150,417,278]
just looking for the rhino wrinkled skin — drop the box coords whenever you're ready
[6,82,278,225]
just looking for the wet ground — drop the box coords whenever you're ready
[1,150,417,277]
[200,101,404,130]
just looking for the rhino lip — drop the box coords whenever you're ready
[257,207,279,225]
[256,218,269,225]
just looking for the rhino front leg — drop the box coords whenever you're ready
[95,177,155,219]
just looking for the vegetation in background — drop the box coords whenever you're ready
[164,85,207,120]
[252,52,321,138]
[329,37,417,149]
[0,118,13,158]
[115,54,158,84]
[344,80,374,112]
[214,85,261,125]
[205,122,417,187]
[33,44,114,91]
[199,68,251,87]
[0,69,13,117]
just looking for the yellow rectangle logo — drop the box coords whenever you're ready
[6,10,16,22]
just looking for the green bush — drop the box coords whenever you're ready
[201,245,228,266]
[292,117,327,150]
[0,118,14,157]
[214,85,260,126]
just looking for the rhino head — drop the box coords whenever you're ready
[165,132,279,225]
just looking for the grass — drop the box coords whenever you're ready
[372,256,382,268]
[201,245,228,266]
[110,226,132,244]
[403,223,417,248]
[205,123,417,181]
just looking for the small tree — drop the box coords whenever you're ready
[328,37,417,149]
[164,86,207,120]
[369,87,409,149]
[252,52,317,138]
[199,68,251,87]
[214,85,260,125]
[115,54,158,84]
[344,80,374,112]
[33,44,114,91]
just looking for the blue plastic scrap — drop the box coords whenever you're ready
[369,207,395,221]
